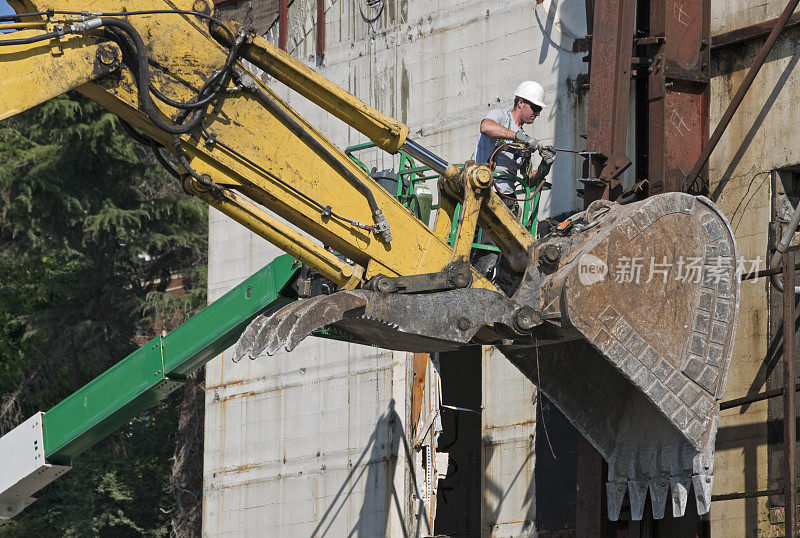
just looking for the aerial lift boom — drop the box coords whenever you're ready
[0,254,298,520]
[0,0,739,521]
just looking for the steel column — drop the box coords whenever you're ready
[315,0,325,63]
[648,0,710,195]
[278,0,287,50]
[785,250,797,537]
[584,0,636,205]
[683,0,800,192]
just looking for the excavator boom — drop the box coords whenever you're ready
[0,0,739,522]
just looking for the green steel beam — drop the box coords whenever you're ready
[42,255,299,465]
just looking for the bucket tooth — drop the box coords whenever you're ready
[233,300,304,362]
[649,478,670,519]
[260,296,327,356]
[670,476,692,517]
[627,480,648,521]
[284,293,367,352]
[606,481,627,521]
[234,291,368,361]
[692,474,713,515]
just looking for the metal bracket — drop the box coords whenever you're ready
[364,258,472,294]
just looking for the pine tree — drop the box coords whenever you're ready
[0,93,207,537]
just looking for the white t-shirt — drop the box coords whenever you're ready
[474,108,525,194]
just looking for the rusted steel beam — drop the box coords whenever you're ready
[718,384,800,410]
[316,0,325,61]
[278,0,287,51]
[712,11,800,50]
[684,0,800,192]
[742,261,800,281]
[785,250,797,537]
[648,0,710,196]
[712,488,785,502]
[584,0,636,206]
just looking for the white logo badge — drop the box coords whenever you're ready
[578,254,608,286]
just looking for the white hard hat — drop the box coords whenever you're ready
[514,80,546,108]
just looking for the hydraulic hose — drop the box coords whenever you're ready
[117,119,182,179]
[147,29,247,111]
[98,17,206,134]
[770,197,800,294]
[234,71,392,242]
[0,29,61,45]
[0,15,235,131]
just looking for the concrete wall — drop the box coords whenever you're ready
[481,347,537,537]
[709,1,800,535]
[203,0,586,536]
[203,211,418,536]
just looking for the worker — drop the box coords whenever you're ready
[474,80,556,207]
[471,81,556,280]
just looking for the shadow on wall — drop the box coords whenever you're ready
[310,399,430,537]
[710,33,800,203]
[711,30,800,535]
[481,433,536,535]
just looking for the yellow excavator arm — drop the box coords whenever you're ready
[0,0,740,521]
[0,0,528,293]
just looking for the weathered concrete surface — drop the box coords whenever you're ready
[259,0,588,217]
[708,3,800,534]
[712,0,793,36]
[481,347,537,537]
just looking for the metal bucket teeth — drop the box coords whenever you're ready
[648,478,670,519]
[233,292,367,361]
[500,192,736,521]
[692,474,713,515]
[233,287,516,359]
[254,300,313,357]
[670,476,692,517]
[233,300,304,362]
[284,293,367,352]
[606,474,698,521]
[627,480,648,521]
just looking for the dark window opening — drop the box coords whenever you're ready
[434,348,482,537]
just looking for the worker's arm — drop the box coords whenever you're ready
[480,118,517,140]
[480,118,539,152]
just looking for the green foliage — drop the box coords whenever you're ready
[0,93,207,536]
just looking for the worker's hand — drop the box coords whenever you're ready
[539,145,556,165]
[514,130,540,151]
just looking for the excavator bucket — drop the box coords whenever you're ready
[235,192,738,521]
